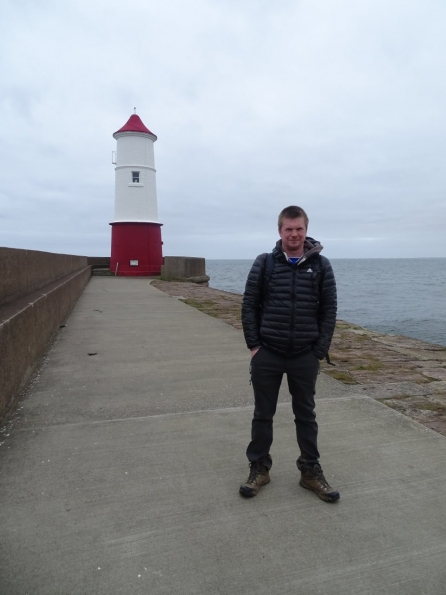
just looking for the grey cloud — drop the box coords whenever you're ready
[1,0,445,258]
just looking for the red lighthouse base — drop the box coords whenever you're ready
[110,222,163,276]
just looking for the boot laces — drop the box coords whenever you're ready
[248,463,265,483]
[312,465,331,490]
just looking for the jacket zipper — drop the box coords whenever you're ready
[288,265,297,354]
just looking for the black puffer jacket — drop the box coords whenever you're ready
[242,238,337,359]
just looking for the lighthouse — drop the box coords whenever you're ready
[109,113,163,276]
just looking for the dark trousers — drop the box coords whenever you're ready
[247,347,320,470]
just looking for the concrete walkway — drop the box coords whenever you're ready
[1,277,446,595]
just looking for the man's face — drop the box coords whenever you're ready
[278,217,307,256]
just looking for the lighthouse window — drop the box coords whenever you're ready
[132,171,140,183]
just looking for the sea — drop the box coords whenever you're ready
[206,258,446,348]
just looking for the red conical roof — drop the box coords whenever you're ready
[113,114,157,138]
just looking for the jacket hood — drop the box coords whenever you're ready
[274,236,323,264]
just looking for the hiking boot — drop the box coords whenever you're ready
[299,464,340,502]
[239,462,270,498]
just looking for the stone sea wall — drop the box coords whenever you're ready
[0,248,91,422]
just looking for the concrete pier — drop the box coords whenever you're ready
[1,277,446,594]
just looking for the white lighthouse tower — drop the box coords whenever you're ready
[110,113,163,276]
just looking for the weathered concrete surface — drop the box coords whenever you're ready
[160,256,207,281]
[87,256,111,268]
[152,280,446,436]
[0,267,91,422]
[0,247,88,308]
[1,278,446,594]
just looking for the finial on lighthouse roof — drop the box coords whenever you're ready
[113,113,157,139]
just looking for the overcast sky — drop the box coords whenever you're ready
[1,0,445,259]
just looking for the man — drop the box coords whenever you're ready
[240,205,339,502]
